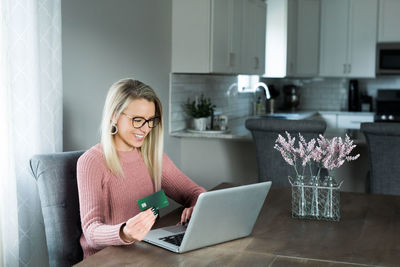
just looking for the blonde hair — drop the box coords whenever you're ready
[100,78,163,191]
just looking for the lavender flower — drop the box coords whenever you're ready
[319,135,360,170]
[274,132,360,178]
[274,132,299,176]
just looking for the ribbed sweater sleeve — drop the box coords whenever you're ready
[77,151,131,251]
[161,153,206,207]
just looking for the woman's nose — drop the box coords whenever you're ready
[140,122,151,133]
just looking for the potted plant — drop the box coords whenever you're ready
[184,94,215,131]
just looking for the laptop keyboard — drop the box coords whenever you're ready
[159,233,185,246]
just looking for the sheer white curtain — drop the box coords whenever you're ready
[0,0,62,266]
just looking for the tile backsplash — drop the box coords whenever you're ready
[170,73,400,133]
[170,74,253,133]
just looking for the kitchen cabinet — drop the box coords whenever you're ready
[318,112,374,130]
[378,0,400,42]
[319,0,378,78]
[171,0,266,74]
[289,0,320,77]
[265,0,320,77]
[241,0,266,74]
[337,113,374,129]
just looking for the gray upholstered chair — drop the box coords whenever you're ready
[30,150,85,267]
[245,118,327,187]
[361,122,400,196]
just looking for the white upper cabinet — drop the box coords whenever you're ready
[171,0,211,73]
[378,0,400,42]
[171,0,266,74]
[241,0,267,74]
[319,0,378,78]
[265,0,320,78]
[289,0,321,77]
[209,0,240,73]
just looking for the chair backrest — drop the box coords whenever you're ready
[245,118,326,187]
[30,150,85,267]
[361,122,400,196]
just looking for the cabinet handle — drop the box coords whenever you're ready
[229,52,235,67]
[348,64,351,74]
[254,57,259,69]
[343,64,347,74]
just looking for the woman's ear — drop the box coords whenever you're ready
[111,113,118,124]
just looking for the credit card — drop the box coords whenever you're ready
[137,189,169,211]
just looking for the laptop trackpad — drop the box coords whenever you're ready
[158,225,186,234]
[146,224,186,239]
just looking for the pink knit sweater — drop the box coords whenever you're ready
[77,144,206,258]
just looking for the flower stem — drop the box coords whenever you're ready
[294,163,299,177]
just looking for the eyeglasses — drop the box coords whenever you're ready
[121,113,160,129]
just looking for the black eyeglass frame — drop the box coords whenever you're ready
[121,113,161,129]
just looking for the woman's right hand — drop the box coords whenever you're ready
[120,208,157,242]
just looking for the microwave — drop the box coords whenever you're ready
[376,42,400,75]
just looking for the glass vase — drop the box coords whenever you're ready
[310,176,320,217]
[289,175,342,221]
[290,175,307,217]
[322,176,340,220]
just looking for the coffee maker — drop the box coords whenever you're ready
[283,85,300,111]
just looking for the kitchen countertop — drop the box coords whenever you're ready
[170,115,252,141]
[170,111,374,143]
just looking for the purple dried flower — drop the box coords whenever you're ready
[275,132,360,176]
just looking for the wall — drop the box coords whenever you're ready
[180,138,258,190]
[62,0,180,163]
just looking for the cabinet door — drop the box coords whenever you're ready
[347,0,378,77]
[241,0,266,74]
[337,114,374,129]
[319,0,349,77]
[210,0,232,73]
[286,0,297,76]
[254,0,267,74]
[378,0,400,42]
[171,0,211,73]
[293,0,320,77]
[230,0,244,73]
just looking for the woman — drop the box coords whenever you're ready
[77,78,205,258]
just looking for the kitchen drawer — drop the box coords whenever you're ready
[337,114,374,129]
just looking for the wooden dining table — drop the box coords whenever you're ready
[75,183,400,267]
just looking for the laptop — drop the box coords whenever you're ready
[143,181,272,253]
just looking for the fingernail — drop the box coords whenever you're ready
[151,207,158,216]
[181,221,185,226]
[186,219,189,224]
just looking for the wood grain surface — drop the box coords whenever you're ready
[75,185,400,267]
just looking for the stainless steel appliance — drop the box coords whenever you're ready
[374,89,400,122]
[376,42,400,75]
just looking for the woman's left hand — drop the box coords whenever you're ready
[179,206,194,226]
